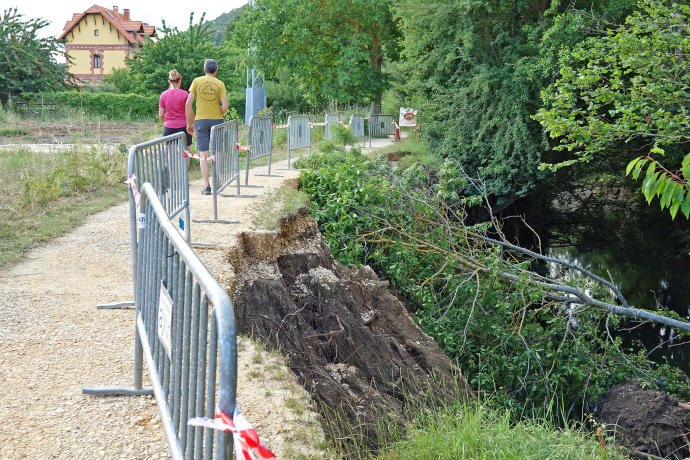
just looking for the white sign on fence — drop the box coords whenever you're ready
[399,108,418,127]
[158,282,173,360]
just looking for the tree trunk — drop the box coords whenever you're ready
[370,43,383,114]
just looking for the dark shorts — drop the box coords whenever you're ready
[194,119,223,152]
[163,126,193,147]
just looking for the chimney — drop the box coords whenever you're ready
[124,8,130,20]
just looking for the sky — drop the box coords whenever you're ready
[2,0,249,39]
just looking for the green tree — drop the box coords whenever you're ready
[236,0,399,108]
[0,8,72,101]
[101,68,137,93]
[128,13,242,94]
[395,0,634,205]
[536,0,690,218]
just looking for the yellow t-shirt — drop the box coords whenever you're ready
[189,75,227,120]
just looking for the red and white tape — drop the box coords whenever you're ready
[392,121,400,130]
[271,123,288,129]
[183,150,214,161]
[125,175,141,211]
[188,408,276,460]
[310,121,327,127]
[236,143,251,152]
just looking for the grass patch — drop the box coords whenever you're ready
[0,127,28,137]
[375,401,623,460]
[0,145,128,268]
[250,184,309,230]
[285,397,305,415]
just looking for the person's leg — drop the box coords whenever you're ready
[195,120,212,194]
[200,154,210,188]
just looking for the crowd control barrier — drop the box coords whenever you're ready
[84,182,239,460]
[350,115,366,148]
[244,115,281,184]
[193,120,254,224]
[98,132,202,310]
[368,114,396,147]
[324,113,339,139]
[280,115,311,170]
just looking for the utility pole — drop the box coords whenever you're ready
[244,0,266,124]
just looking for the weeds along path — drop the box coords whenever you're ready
[0,137,396,459]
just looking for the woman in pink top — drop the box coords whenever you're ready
[159,69,192,150]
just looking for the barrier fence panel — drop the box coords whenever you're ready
[245,115,281,183]
[368,114,396,147]
[324,113,339,139]
[281,114,311,170]
[97,132,192,310]
[85,182,238,460]
[350,115,365,147]
[193,120,250,224]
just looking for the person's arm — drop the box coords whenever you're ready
[158,92,166,123]
[219,82,228,115]
[185,92,195,134]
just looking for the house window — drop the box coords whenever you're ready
[94,29,99,36]
[93,54,101,68]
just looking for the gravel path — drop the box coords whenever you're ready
[0,137,397,459]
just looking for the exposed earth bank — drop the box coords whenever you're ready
[594,381,690,459]
[228,206,474,453]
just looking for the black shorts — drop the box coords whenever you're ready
[163,126,193,147]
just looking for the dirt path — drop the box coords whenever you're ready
[0,137,397,459]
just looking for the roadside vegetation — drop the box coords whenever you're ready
[377,400,623,460]
[0,145,128,267]
[296,137,688,457]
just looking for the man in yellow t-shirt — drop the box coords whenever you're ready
[185,59,229,195]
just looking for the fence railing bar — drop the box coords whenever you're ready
[205,317,218,460]
[136,315,185,460]
[171,264,185,430]
[194,296,210,459]
[179,279,198,453]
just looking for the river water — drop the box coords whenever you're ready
[508,181,690,376]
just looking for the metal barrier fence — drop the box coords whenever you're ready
[350,115,366,147]
[193,120,249,224]
[245,115,281,183]
[97,132,193,310]
[283,115,311,169]
[85,182,238,460]
[368,114,396,147]
[324,113,339,139]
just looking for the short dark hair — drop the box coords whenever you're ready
[204,59,218,74]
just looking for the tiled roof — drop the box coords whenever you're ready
[59,4,156,44]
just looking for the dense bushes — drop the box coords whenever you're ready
[394,0,636,205]
[21,92,159,120]
[16,90,247,123]
[298,147,688,421]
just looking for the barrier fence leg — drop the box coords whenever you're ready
[278,145,299,171]
[187,202,217,247]
[241,156,264,189]
[193,172,241,224]
[219,176,258,198]
[96,191,138,309]
[255,151,283,178]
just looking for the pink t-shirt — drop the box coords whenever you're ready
[159,88,189,128]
